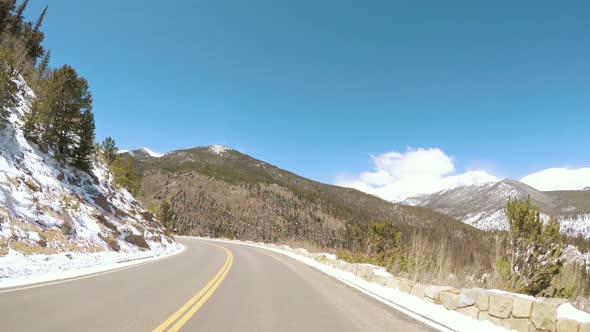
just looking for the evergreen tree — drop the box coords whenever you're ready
[73,109,95,171]
[14,0,27,18]
[26,65,94,168]
[158,201,173,229]
[499,197,563,295]
[100,136,118,165]
[33,5,46,31]
[36,48,49,78]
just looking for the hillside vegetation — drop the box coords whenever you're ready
[127,146,496,277]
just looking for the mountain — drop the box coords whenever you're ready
[405,179,590,236]
[521,168,590,191]
[0,79,174,258]
[119,148,164,161]
[125,144,491,256]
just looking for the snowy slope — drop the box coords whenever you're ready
[521,168,590,191]
[405,179,590,236]
[0,78,176,279]
[370,170,499,202]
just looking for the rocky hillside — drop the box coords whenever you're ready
[126,145,491,257]
[405,179,590,236]
[0,79,174,259]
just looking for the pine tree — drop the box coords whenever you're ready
[158,201,174,229]
[33,6,47,31]
[36,49,49,78]
[73,109,95,171]
[499,197,563,295]
[14,0,28,18]
[100,136,118,165]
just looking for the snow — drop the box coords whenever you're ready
[209,144,230,156]
[0,242,183,289]
[192,237,509,332]
[140,147,163,158]
[0,76,177,282]
[521,168,590,191]
[557,303,590,323]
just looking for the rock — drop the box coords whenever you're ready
[385,277,399,289]
[457,306,479,319]
[459,289,478,308]
[487,315,502,326]
[478,310,489,321]
[556,319,580,332]
[369,274,389,286]
[424,286,455,301]
[410,283,426,299]
[512,297,533,318]
[580,323,590,332]
[489,294,513,319]
[476,291,490,311]
[398,279,414,294]
[439,290,462,310]
[345,263,359,275]
[531,300,558,332]
[502,318,536,332]
[356,264,374,280]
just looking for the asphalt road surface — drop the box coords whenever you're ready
[0,237,435,331]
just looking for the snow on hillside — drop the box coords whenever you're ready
[369,170,499,202]
[0,78,178,281]
[521,168,590,191]
[120,147,163,158]
[209,144,230,156]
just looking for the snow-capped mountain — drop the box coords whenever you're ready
[521,167,590,191]
[367,170,499,202]
[405,179,590,236]
[0,79,175,267]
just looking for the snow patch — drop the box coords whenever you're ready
[209,144,230,156]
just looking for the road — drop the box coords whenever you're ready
[0,237,434,331]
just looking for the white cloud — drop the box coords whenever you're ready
[336,147,499,202]
[521,168,590,191]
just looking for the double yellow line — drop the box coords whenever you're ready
[154,244,233,332]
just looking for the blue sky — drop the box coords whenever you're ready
[25,1,590,184]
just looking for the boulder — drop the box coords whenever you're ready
[556,320,580,332]
[531,300,558,332]
[512,297,533,318]
[489,294,513,319]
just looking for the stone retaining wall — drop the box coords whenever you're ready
[296,250,589,332]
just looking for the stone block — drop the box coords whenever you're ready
[439,290,462,310]
[424,286,454,301]
[459,289,478,308]
[476,291,490,311]
[457,305,480,319]
[502,318,536,332]
[410,283,426,299]
[356,264,374,280]
[580,323,590,332]
[512,296,533,318]
[531,300,558,332]
[398,279,414,294]
[489,294,513,319]
[556,319,580,332]
[385,277,399,289]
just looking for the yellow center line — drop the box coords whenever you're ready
[153,244,233,332]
